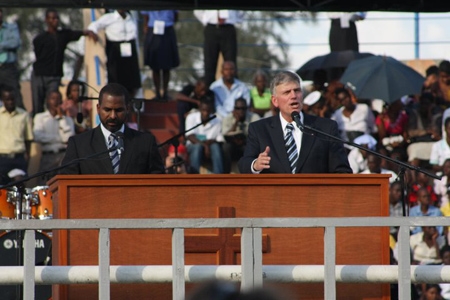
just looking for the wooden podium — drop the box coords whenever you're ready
[49,174,390,300]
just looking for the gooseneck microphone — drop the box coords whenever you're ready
[115,132,125,155]
[291,111,304,131]
[202,114,217,125]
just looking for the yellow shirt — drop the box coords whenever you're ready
[250,87,271,110]
[0,107,33,154]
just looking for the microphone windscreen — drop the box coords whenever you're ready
[76,112,83,124]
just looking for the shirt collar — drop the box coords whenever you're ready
[100,123,125,141]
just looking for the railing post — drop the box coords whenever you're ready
[23,229,35,300]
[99,228,110,300]
[172,228,185,300]
[324,226,336,300]
[397,225,411,300]
[241,227,263,291]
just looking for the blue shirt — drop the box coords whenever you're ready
[409,205,443,235]
[0,21,21,63]
[210,78,250,118]
[141,10,177,27]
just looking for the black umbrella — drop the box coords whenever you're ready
[296,50,374,81]
[339,55,425,103]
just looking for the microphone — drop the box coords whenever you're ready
[291,111,304,131]
[202,114,217,125]
[79,96,99,101]
[76,107,83,124]
[115,132,125,155]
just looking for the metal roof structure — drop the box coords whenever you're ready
[0,0,448,12]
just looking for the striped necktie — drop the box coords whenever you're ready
[285,123,298,174]
[108,133,120,174]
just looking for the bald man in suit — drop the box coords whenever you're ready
[60,83,164,174]
[238,71,351,174]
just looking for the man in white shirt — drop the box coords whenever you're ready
[33,90,75,184]
[185,99,224,174]
[210,61,250,118]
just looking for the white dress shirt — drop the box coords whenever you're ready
[194,10,244,26]
[88,10,137,41]
[33,111,75,152]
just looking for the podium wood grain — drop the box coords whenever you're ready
[49,174,391,300]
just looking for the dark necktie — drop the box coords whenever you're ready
[285,123,298,174]
[108,133,120,174]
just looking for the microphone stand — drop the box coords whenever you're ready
[292,113,440,217]
[158,114,217,174]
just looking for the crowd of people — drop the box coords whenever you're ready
[1,7,450,298]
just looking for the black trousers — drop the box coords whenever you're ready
[203,24,237,86]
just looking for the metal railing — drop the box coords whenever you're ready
[1,216,450,300]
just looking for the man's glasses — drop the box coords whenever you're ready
[234,107,247,110]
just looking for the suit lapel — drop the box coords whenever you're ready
[296,114,316,172]
[92,126,114,174]
[269,116,292,173]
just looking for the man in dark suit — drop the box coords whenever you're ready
[238,71,352,174]
[60,83,164,174]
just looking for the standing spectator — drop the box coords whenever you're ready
[31,9,95,116]
[210,61,250,118]
[409,188,443,235]
[328,12,366,52]
[33,90,75,184]
[185,99,224,174]
[88,10,141,97]
[332,87,375,145]
[174,77,214,133]
[141,10,179,102]
[194,10,244,86]
[222,98,260,173]
[250,71,272,117]
[0,8,23,109]
[0,86,33,185]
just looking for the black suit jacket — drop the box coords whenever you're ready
[238,114,352,174]
[60,126,165,175]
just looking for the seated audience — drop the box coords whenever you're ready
[410,188,443,235]
[410,226,445,265]
[249,70,271,117]
[222,98,260,173]
[185,99,224,174]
